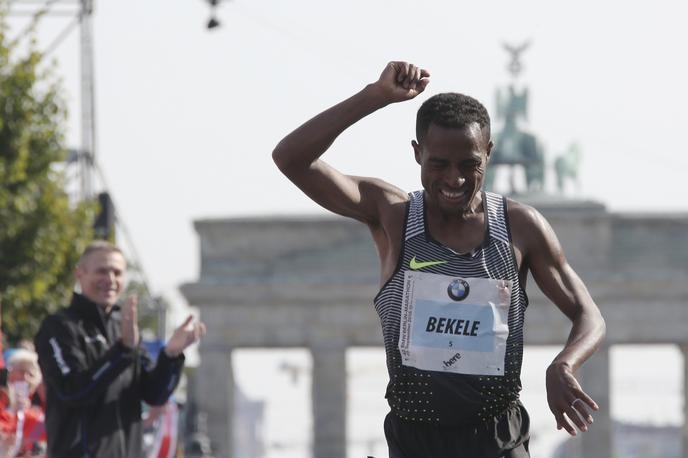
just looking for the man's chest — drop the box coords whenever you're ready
[427,215,486,255]
[78,319,119,359]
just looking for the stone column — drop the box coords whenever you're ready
[578,344,612,458]
[311,344,347,458]
[681,344,688,458]
[197,344,234,458]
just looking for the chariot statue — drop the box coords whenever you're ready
[485,41,545,195]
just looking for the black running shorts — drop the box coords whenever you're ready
[384,401,530,458]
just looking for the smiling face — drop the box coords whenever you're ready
[413,122,492,218]
[76,248,126,309]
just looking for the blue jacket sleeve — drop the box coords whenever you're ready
[35,314,136,407]
[139,347,185,406]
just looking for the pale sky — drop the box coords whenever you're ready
[8,0,688,301]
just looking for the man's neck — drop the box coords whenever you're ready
[79,293,113,314]
[429,193,484,223]
[426,194,487,254]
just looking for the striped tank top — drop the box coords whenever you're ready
[373,190,528,426]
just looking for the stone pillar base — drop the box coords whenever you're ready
[311,344,347,458]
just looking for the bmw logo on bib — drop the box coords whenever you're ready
[447,279,470,301]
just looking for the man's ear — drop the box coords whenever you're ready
[74,265,83,282]
[486,139,493,162]
[412,140,422,165]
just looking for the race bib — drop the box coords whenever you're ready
[398,271,511,376]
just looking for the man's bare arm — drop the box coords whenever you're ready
[272,62,430,225]
[514,203,606,436]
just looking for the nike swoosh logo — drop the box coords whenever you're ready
[409,256,449,270]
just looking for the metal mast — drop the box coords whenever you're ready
[79,0,96,200]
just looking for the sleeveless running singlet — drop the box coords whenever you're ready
[374,190,528,426]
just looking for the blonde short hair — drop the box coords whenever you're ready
[78,240,124,267]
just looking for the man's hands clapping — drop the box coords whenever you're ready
[121,295,206,357]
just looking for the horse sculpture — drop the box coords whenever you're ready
[485,84,545,194]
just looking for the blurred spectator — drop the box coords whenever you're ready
[0,348,47,457]
[34,241,204,457]
[16,341,35,353]
[143,399,180,458]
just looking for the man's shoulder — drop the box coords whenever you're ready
[357,177,409,225]
[504,197,553,247]
[359,177,409,202]
[504,197,559,255]
[41,305,75,323]
[505,197,541,226]
[36,306,78,339]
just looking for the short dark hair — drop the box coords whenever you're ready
[416,92,491,143]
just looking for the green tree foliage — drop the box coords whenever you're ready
[0,11,94,344]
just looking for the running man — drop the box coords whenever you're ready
[272,61,605,457]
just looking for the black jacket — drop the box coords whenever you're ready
[35,293,185,458]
